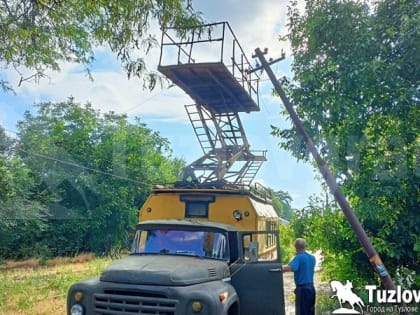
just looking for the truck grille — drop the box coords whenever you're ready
[208,268,217,277]
[94,289,177,315]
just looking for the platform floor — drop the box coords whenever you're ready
[158,62,259,113]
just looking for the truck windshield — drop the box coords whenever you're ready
[131,228,229,260]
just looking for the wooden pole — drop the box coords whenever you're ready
[253,48,398,292]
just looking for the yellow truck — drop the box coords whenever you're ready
[67,183,286,315]
[67,22,287,315]
[67,182,286,315]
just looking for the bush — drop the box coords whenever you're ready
[279,223,295,264]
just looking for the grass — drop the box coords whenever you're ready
[0,254,112,315]
[3,254,412,315]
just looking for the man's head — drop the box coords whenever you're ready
[295,238,307,253]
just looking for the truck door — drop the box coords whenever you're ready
[230,231,285,315]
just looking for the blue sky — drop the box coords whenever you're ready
[0,0,323,209]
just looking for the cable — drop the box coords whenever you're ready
[124,88,166,114]
[3,127,180,187]
[19,148,150,186]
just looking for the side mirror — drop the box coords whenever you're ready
[249,241,259,262]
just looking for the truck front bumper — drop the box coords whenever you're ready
[67,277,237,315]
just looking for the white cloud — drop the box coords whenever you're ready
[195,0,290,58]
[2,0,295,122]
[3,59,193,123]
[0,1,323,209]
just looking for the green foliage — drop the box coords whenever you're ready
[279,0,419,284]
[0,0,202,90]
[291,197,377,285]
[268,188,295,263]
[0,126,49,259]
[315,291,338,315]
[271,189,294,221]
[279,223,295,264]
[0,99,184,259]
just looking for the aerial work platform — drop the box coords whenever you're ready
[158,22,265,185]
[159,22,260,113]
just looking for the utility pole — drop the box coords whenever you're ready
[252,48,398,292]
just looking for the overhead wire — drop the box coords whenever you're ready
[19,148,148,185]
[2,128,172,187]
[124,88,167,115]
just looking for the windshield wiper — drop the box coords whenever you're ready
[175,250,199,256]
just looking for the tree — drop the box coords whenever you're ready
[267,187,294,220]
[0,0,202,91]
[275,0,419,283]
[274,189,293,221]
[0,126,48,259]
[0,126,13,152]
[7,98,184,258]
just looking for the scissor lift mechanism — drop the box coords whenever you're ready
[159,22,266,186]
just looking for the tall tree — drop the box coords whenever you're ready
[10,98,184,258]
[0,0,202,91]
[274,0,419,283]
[271,189,293,221]
[0,126,48,259]
[275,190,293,220]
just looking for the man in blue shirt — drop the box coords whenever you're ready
[282,238,316,315]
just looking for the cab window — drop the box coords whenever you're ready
[131,228,229,261]
[241,232,279,262]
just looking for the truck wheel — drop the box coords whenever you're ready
[228,302,239,315]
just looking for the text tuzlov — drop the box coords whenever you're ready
[365,285,420,304]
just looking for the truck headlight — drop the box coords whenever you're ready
[192,301,202,312]
[70,303,84,315]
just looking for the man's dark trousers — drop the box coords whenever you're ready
[295,284,315,315]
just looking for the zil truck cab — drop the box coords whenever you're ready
[67,184,286,315]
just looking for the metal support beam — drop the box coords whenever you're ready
[183,104,265,184]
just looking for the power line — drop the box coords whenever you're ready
[3,127,178,187]
[19,148,151,186]
[124,89,166,114]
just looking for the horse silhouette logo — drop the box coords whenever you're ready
[330,280,365,314]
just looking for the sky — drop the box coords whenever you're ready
[0,0,324,209]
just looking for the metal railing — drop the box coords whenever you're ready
[159,22,260,106]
